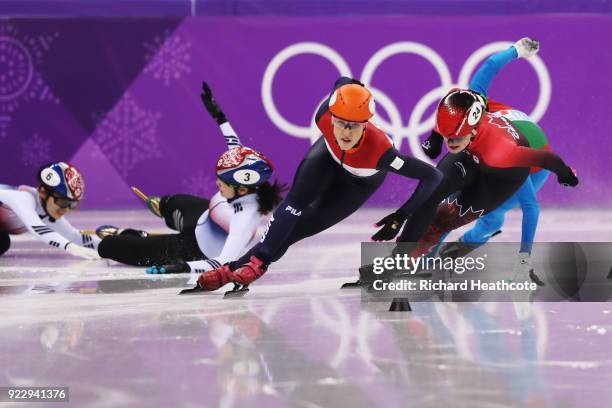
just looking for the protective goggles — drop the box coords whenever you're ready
[51,194,79,209]
[331,116,367,131]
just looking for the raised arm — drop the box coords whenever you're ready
[469,37,539,97]
[200,82,242,149]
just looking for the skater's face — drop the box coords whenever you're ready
[445,133,472,153]
[332,116,366,150]
[216,178,248,199]
[39,188,76,219]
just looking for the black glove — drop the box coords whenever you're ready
[350,78,365,87]
[200,82,227,125]
[557,166,579,187]
[146,262,191,274]
[421,131,443,159]
[372,211,409,241]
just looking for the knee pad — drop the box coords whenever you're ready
[0,233,11,256]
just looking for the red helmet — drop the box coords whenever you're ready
[329,84,375,122]
[435,89,485,139]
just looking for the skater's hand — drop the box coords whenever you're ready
[66,243,101,260]
[146,262,190,274]
[514,37,539,58]
[349,78,365,87]
[200,81,227,125]
[558,166,578,187]
[372,211,408,241]
[421,131,443,159]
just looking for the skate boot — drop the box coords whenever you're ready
[95,225,120,239]
[96,225,148,240]
[510,253,545,287]
[342,263,400,290]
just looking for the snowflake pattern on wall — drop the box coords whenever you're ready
[21,134,51,168]
[92,93,162,178]
[181,169,215,197]
[0,23,59,139]
[143,30,192,86]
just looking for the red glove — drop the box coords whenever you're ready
[233,256,267,285]
[197,264,235,291]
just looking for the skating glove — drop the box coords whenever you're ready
[557,166,579,187]
[146,262,190,274]
[372,210,409,241]
[421,131,443,159]
[349,78,365,87]
[513,37,539,59]
[200,81,227,125]
[65,243,101,260]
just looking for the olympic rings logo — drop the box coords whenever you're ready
[262,41,551,164]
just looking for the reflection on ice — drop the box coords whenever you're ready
[1,209,611,406]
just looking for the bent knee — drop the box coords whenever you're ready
[0,233,10,256]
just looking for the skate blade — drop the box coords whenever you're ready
[131,186,149,202]
[340,280,362,289]
[224,284,249,298]
[179,286,206,295]
[529,270,546,287]
[389,297,412,312]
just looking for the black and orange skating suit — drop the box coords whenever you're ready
[229,77,442,271]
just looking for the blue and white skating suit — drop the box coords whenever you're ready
[187,191,262,273]
[0,184,100,250]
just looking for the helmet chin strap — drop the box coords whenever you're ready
[227,185,255,203]
[227,185,244,203]
[40,192,57,222]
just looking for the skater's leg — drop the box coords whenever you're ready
[249,171,386,264]
[462,169,549,248]
[159,194,210,233]
[412,167,529,257]
[232,139,337,267]
[398,152,478,243]
[98,233,202,266]
[462,205,510,245]
[0,231,10,256]
[517,170,549,254]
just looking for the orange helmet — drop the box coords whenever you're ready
[329,84,375,122]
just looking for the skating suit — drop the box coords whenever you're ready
[0,184,99,250]
[229,77,442,267]
[187,192,262,272]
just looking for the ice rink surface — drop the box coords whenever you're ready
[1,209,611,407]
